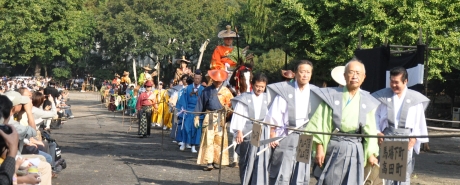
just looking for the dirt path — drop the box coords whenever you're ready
[52,92,459,185]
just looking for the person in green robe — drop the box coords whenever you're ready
[127,85,137,116]
[306,59,380,185]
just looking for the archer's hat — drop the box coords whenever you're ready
[115,73,120,78]
[143,64,152,71]
[218,25,238,38]
[144,80,154,87]
[281,70,295,79]
[176,56,191,64]
[208,69,228,82]
[123,71,129,76]
[331,66,346,86]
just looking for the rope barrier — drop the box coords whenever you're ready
[426,118,460,123]
[48,91,460,139]
[165,106,460,139]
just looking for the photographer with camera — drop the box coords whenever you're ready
[0,95,20,184]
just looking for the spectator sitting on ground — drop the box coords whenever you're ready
[3,91,52,185]
[15,89,55,169]
[0,95,20,185]
[57,90,73,119]
[31,92,58,130]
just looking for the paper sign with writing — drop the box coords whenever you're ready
[250,123,262,147]
[379,141,409,182]
[296,134,313,164]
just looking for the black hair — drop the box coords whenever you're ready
[251,73,268,85]
[390,66,408,82]
[186,76,194,85]
[0,95,13,120]
[42,99,52,110]
[181,74,189,81]
[295,60,314,72]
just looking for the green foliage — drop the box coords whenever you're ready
[52,67,72,79]
[0,0,95,67]
[242,0,460,80]
[96,0,228,69]
[253,49,293,83]
[2,0,459,84]
[93,68,113,82]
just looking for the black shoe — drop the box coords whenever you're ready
[212,163,221,169]
[229,162,239,168]
[203,164,213,171]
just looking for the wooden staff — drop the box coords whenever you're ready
[218,110,227,185]
[235,27,240,64]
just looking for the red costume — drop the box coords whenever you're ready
[210,46,235,70]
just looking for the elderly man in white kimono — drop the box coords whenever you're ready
[264,60,321,185]
[306,59,380,185]
[372,66,429,185]
[230,73,270,185]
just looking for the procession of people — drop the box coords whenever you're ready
[104,25,430,185]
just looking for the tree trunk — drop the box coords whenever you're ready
[34,61,41,77]
[44,67,48,78]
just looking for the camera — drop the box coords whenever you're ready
[0,125,12,146]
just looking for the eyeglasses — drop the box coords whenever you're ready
[346,70,361,76]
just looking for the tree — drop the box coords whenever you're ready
[239,0,460,80]
[95,0,229,83]
[0,0,95,76]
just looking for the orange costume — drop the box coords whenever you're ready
[210,45,236,70]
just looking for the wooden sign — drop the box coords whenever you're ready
[379,141,409,182]
[295,134,313,164]
[250,123,262,147]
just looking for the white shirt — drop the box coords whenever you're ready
[393,87,407,126]
[375,87,429,154]
[264,81,310,137]
[230,92,266,134]
[192,84,201,93]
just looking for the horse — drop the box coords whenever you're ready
[229,63,253,96]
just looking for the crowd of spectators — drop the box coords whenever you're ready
[0,76,71,185]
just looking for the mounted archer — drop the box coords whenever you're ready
[174,56,192,85]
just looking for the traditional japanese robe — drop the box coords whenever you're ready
[195,84,234,165]
[152,89,172,128]
[177,84,205,145]
[136,90,154,137]
[121,76,131,84]
[112,78,120,86]
[168,85,183,139]
[127,89,138,115]
[210,45,235,70]
[264,81,321,185]
[306,87,380,185]
[138,72,152,86]
[120,76,131,94]
[174,68,191,85]
[171,85,187,141]
[230,92,269,185]
[372,87,429,185]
